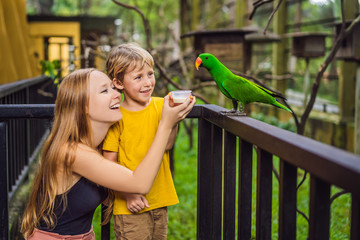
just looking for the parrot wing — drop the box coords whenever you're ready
[221,76,260,104]
[247,80,287,100]
[222,75,292,112]
[222,74,287,102]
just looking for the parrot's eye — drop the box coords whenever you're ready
[206,57,208,60]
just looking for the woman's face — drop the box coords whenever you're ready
[88,70,122,125]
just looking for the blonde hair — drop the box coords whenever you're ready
[106,43,154,85]
[21,68,113,238]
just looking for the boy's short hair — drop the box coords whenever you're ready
[106,43,154,83]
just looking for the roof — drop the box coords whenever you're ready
[181,27,257,39]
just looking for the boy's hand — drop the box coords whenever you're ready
[168,92,178,107]
[168,92,192,107]
[161,95,196,129]
[124,193,149,213]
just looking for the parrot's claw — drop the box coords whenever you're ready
[220,110,246,116]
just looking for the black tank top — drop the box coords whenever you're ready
[38,177,107,235]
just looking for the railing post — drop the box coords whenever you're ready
[0,122,9,240]
[197,118,212,240]
[256,149,273,240]
[223,131,236,240]
[351,194,360,239]
[211,125,222,239]
[309,175,330,240]
[101,204,110,240]
[278,160,297,240]
[238,139,253,239]
[197,119,222,239]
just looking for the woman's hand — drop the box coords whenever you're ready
[160,95,196,129]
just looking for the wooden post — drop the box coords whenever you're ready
[272,0,287,94]
[234,0,248,28]
[209,0,221,29]
[180,0,191,50]
[355,66,360,155]
[303,58,310,106]
[338,61,357,122]
[191,0,200,31]
[294,0,302,32]
[338,0,359,122]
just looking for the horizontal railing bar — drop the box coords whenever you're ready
[0,104,203,120]
[0,75,49,98]
[199,105,360,197]
[0,104,55,119]
[185,104,202,118]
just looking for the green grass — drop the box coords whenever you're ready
[93,206,115,239]
[93,119,352,239]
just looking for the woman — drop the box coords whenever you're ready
[21,68,195,239]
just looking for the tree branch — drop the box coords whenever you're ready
[112,0,152,50]
[250,0,274,20]
[155,61,210,103]
[112,0,211,104]
[264,0,283,34]
[298,2,360,134]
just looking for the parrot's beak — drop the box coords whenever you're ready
[195,57,202,70]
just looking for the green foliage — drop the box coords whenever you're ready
[250,112,297,132]
[92,205,116,239]
[40,59,61,88]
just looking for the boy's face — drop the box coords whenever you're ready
[114,63,155,107]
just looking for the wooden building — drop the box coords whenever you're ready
[27,15,117,76]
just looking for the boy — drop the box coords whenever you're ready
[103,43,179,239]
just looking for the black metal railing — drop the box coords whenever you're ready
[0,76,56,240]
[1,104,360,239]
[193,105,360,240]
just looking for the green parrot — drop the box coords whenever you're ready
[195,53,292,115]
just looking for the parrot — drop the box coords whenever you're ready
[195,53,292,115]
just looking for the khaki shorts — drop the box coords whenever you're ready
[113,207,168,240]
[27,226,95,240]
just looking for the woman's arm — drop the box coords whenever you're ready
[73,96,195,194]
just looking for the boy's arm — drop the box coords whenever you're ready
[103,150,118,163]
[165,124,178,151]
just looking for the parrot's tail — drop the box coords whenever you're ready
[273,99,292,113]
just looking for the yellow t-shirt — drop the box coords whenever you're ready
[102,97,179,215]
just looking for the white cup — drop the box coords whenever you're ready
[171,90,192,103]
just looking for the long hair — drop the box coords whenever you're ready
[106,43,154,86]
[21,68,112,238]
